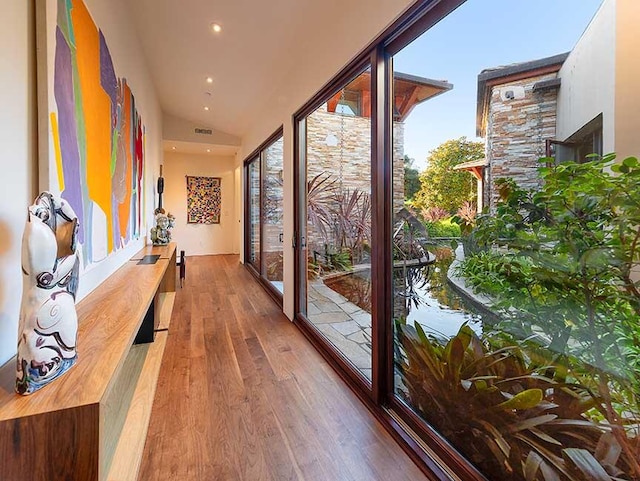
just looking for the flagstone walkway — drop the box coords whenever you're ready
[307,280,372,380]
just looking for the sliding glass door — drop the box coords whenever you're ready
[262,137,284,294]
[247,156,261,269]
[244,130,284,301]
[296,66,373,386]
[293,1,633,479]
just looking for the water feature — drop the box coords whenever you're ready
[323,245,493,339]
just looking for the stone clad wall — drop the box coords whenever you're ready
[485,73,559,210]
[305,104,405,252]
[263,138,284,257]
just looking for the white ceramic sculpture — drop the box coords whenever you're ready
[16,192,80,395]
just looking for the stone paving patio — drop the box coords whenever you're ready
[307,280,372,380]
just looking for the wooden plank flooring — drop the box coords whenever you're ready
[138,255,429,481]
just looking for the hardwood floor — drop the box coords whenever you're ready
[138,255,429,481]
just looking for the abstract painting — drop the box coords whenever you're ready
[38,0,145,267]
[186,176,221,224]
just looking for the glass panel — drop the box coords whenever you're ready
[262,137,284,294]
[247,157,260,268]
[303,68,373,382]
[389,2,640,480]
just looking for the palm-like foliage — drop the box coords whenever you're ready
[395,322,638,480]
[307,172,372,267]
[307,172,337,240]
[333,188,371,264]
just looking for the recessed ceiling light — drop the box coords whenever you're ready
[206,149,211,153]
[171,146,176,150]
[206,77,213,84]
[211,23,222,33]
[204,106,209,111]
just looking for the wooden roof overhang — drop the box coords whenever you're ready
[327,71,453,121]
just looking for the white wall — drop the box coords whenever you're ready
[0,0,162,366]
[163,113,241,148]
[614,0,640,160]
[163,152,239,256]
[0,0,38,366]
[556,0,616,152]
[238,0,414,320]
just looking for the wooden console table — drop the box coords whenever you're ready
[0,242,177,481]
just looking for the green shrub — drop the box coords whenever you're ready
[425,218,461,238]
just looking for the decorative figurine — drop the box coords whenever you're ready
[150,211,173,245]
[16,192,80,395]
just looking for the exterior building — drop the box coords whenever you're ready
[304,72,451,255]
[471,0,639,210]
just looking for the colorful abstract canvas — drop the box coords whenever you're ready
[38,0,145,266]
[186,176,221,224]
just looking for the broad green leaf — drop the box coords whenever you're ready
[498,389,543,410]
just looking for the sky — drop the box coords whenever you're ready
[394,0,604,170]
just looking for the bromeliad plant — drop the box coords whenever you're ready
[395,322,639,480]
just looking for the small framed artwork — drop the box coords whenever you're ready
[186,176,222,224]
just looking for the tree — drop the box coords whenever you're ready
[413,137,483,213]
[403,155,420,202]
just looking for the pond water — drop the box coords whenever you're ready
[324,246,493,339]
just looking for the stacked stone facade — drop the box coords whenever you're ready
[305,103,405,253]
[485,73,559,210]
[263,138,284,257]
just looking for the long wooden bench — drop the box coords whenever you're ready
[0,242,177,481]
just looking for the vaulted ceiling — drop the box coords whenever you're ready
[128,0,414,142]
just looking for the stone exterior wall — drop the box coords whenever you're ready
[485,73,559,210]
[306,104,405,253]
[263,138,284,256]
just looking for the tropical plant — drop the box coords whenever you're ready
[422,206,449,222]
[461,154,640,476]
[307,172,338,240]
[306,172,372,269]
[332,188,371,265]
[454,201,477,235]
[395,322,639,480]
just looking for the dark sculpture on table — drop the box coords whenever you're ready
[16,192,80,395]
[151,165,174,245]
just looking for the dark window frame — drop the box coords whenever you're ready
[546,113,604,164]
[292,1,491,480]
[243,126,285,306]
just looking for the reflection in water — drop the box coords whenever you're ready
[324,245,491,339]
[395,246,487,338]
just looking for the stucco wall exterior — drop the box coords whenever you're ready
[557,0,616,153]
[614,0,640,160]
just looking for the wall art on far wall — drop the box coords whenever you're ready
[37,0,146,268]
[186,176,221,224]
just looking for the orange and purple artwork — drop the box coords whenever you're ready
[48,0,144,265]
[186,176,221,224]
